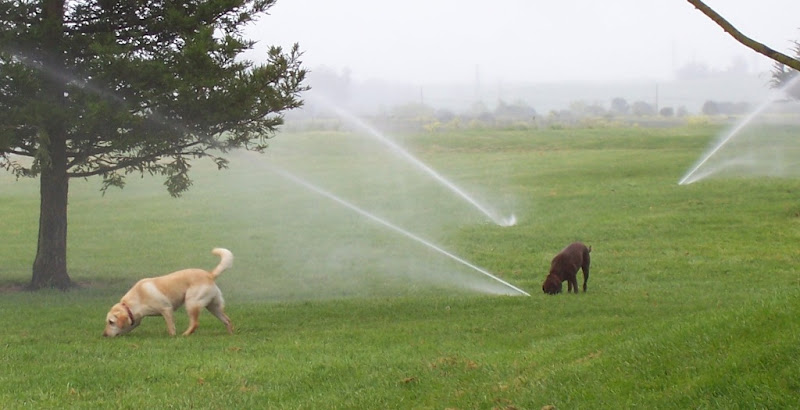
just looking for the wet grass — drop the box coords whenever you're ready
[1,124,799,408]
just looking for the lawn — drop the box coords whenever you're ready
[1,124,799,408]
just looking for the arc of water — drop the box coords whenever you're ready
[269,165,530,296]
[311,95,516,227]
[679,75,800,185]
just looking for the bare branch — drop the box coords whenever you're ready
[686,0,800,72]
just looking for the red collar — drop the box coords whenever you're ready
[122,303,136,326]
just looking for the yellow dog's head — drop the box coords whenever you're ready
[103,303,137,337]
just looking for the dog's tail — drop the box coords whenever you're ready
[210,248,233,278]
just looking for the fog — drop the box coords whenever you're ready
[680,76,800,184]
[230,1,800,299]
[240,0,800,115]
[214,131,524,301]
[245,0,799,83]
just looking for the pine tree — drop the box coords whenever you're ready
[0,0,307,289]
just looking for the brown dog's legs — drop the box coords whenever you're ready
[582,247,591,292]
[569,277,579,293]
[581,267,589,292]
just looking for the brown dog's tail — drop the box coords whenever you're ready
[210,248,233,278]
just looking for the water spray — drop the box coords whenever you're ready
[679,75,800,185]
[310,94,517,227]
[269,165,530,296]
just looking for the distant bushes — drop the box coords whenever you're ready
[701,100,751,116]
[286,95,752,133]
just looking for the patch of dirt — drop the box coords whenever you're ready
[0,283,27,293]
[0,280,122,293]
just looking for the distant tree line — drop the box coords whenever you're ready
[700,101,751,116]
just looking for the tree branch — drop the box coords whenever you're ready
[67,140,207,178]
[2,148,32,156]
[687,0,800,72]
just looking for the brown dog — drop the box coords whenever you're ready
[542,242,591,295]
[103,248,234,337]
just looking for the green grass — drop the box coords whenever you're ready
[2,124,799,408]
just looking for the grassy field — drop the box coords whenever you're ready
[1,125,799,408]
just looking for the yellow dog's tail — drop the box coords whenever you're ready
[210,248,233,278]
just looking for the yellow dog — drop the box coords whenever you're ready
[103,248,234,337]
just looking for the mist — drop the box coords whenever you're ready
[249,1,799,82]
[208,122,524,302]
[221,0,800,300]
[241,0,800,113]
[9,0,800,301]
[680,76,800,185]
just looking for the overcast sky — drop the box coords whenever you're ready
[243,0,800,85]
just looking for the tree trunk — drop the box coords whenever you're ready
[29,0,71,290]
[29,135,72,290]
[29,0,72,289]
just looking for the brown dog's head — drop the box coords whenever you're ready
[103,303,136,337]
[542,275,562,295]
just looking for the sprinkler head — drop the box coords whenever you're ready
[499,214,517,227]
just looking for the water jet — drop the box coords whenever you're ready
[267,164,530,296]
[309,94,517,227]
[680,75,800,185]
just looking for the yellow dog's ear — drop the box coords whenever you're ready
[112,309,131,328]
